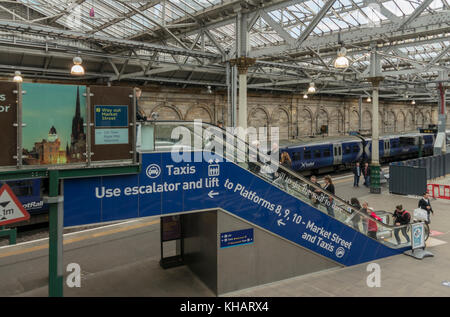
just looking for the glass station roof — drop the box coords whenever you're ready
[11,0,450,88]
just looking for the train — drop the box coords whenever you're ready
[279,130,441,175]
[3,127,449,226]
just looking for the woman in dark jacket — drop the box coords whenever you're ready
[350,197,361,231]
[323,175,335,217]
[393,205,411,245]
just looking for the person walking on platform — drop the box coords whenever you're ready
[362,162,371,187]
[353,162,361,187]
[418,192,433,224]
[323,175,335,217]
[393,205,411,245]
[308,175,321,208]
[349,198,362,231]
[367,206,382,240]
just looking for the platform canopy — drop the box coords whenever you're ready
[0,0,448,101]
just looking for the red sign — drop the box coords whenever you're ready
[0,184,30,226]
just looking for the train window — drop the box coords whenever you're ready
[8,180,33,196]
[338,147,341,156]
[334,148,337,156]
[323,149,331,157]
[400,137,414,146]
[304,150,311,159]
[293,152,301,161]
[344,147,351,155]
[314,150,321,158]
[352,145,359,153]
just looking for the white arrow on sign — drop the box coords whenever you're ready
[208,190,219,199]
[277,219,286,226]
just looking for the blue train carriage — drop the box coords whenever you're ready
[5,178,48,225]
[363,132,435,163]
[279,136,363,174]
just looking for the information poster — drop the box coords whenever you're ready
[94,105,129,145]
[22,83,87,165]
[161,215,182,242]
[411,222,425,249]
[89,86,133,162]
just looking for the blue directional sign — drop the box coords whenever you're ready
[64,151,409,266]
[220,229,254,248]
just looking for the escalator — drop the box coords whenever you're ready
[146,121,413,266]
[64,120,413,267]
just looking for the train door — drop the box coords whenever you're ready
[383,139,390,157]
[333,143,342,165]
[364,140,372,161]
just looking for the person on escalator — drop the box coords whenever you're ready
[393,205,411,245]
[367,205,382,240]
[360,201,370,234]
[322,175,335,217]
[350,198,362,231]
[279,151,292,170]
[308,175,321,208]
[274,151,292,189]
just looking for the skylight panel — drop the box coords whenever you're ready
[394,0,416,15]
[101,0,128,13]
[429,0,444,10]
[315,21,332,33]
[268,10,283,22]
[361,6,384,24]
[184,0,204,11]
[303,1,319,14]
[329,16,349,29]
[321,17,341,31]
[287,6,307,20]
[288,26,302,38]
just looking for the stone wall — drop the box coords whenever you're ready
[139,86,440,140]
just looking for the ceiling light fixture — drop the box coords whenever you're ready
[303,93,308,99]
[308,82,316,94]
[71,56,85,75]
[334,46,349,69]
[13,70,23,83]
[367,95,371,102]
[334,33,349,69]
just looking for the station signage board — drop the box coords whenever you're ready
[220,229,254,248]
[64,151,410,266]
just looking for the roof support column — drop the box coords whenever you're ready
[230,12,255,139]
[434,70,448,155]
[368,47,383,194]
